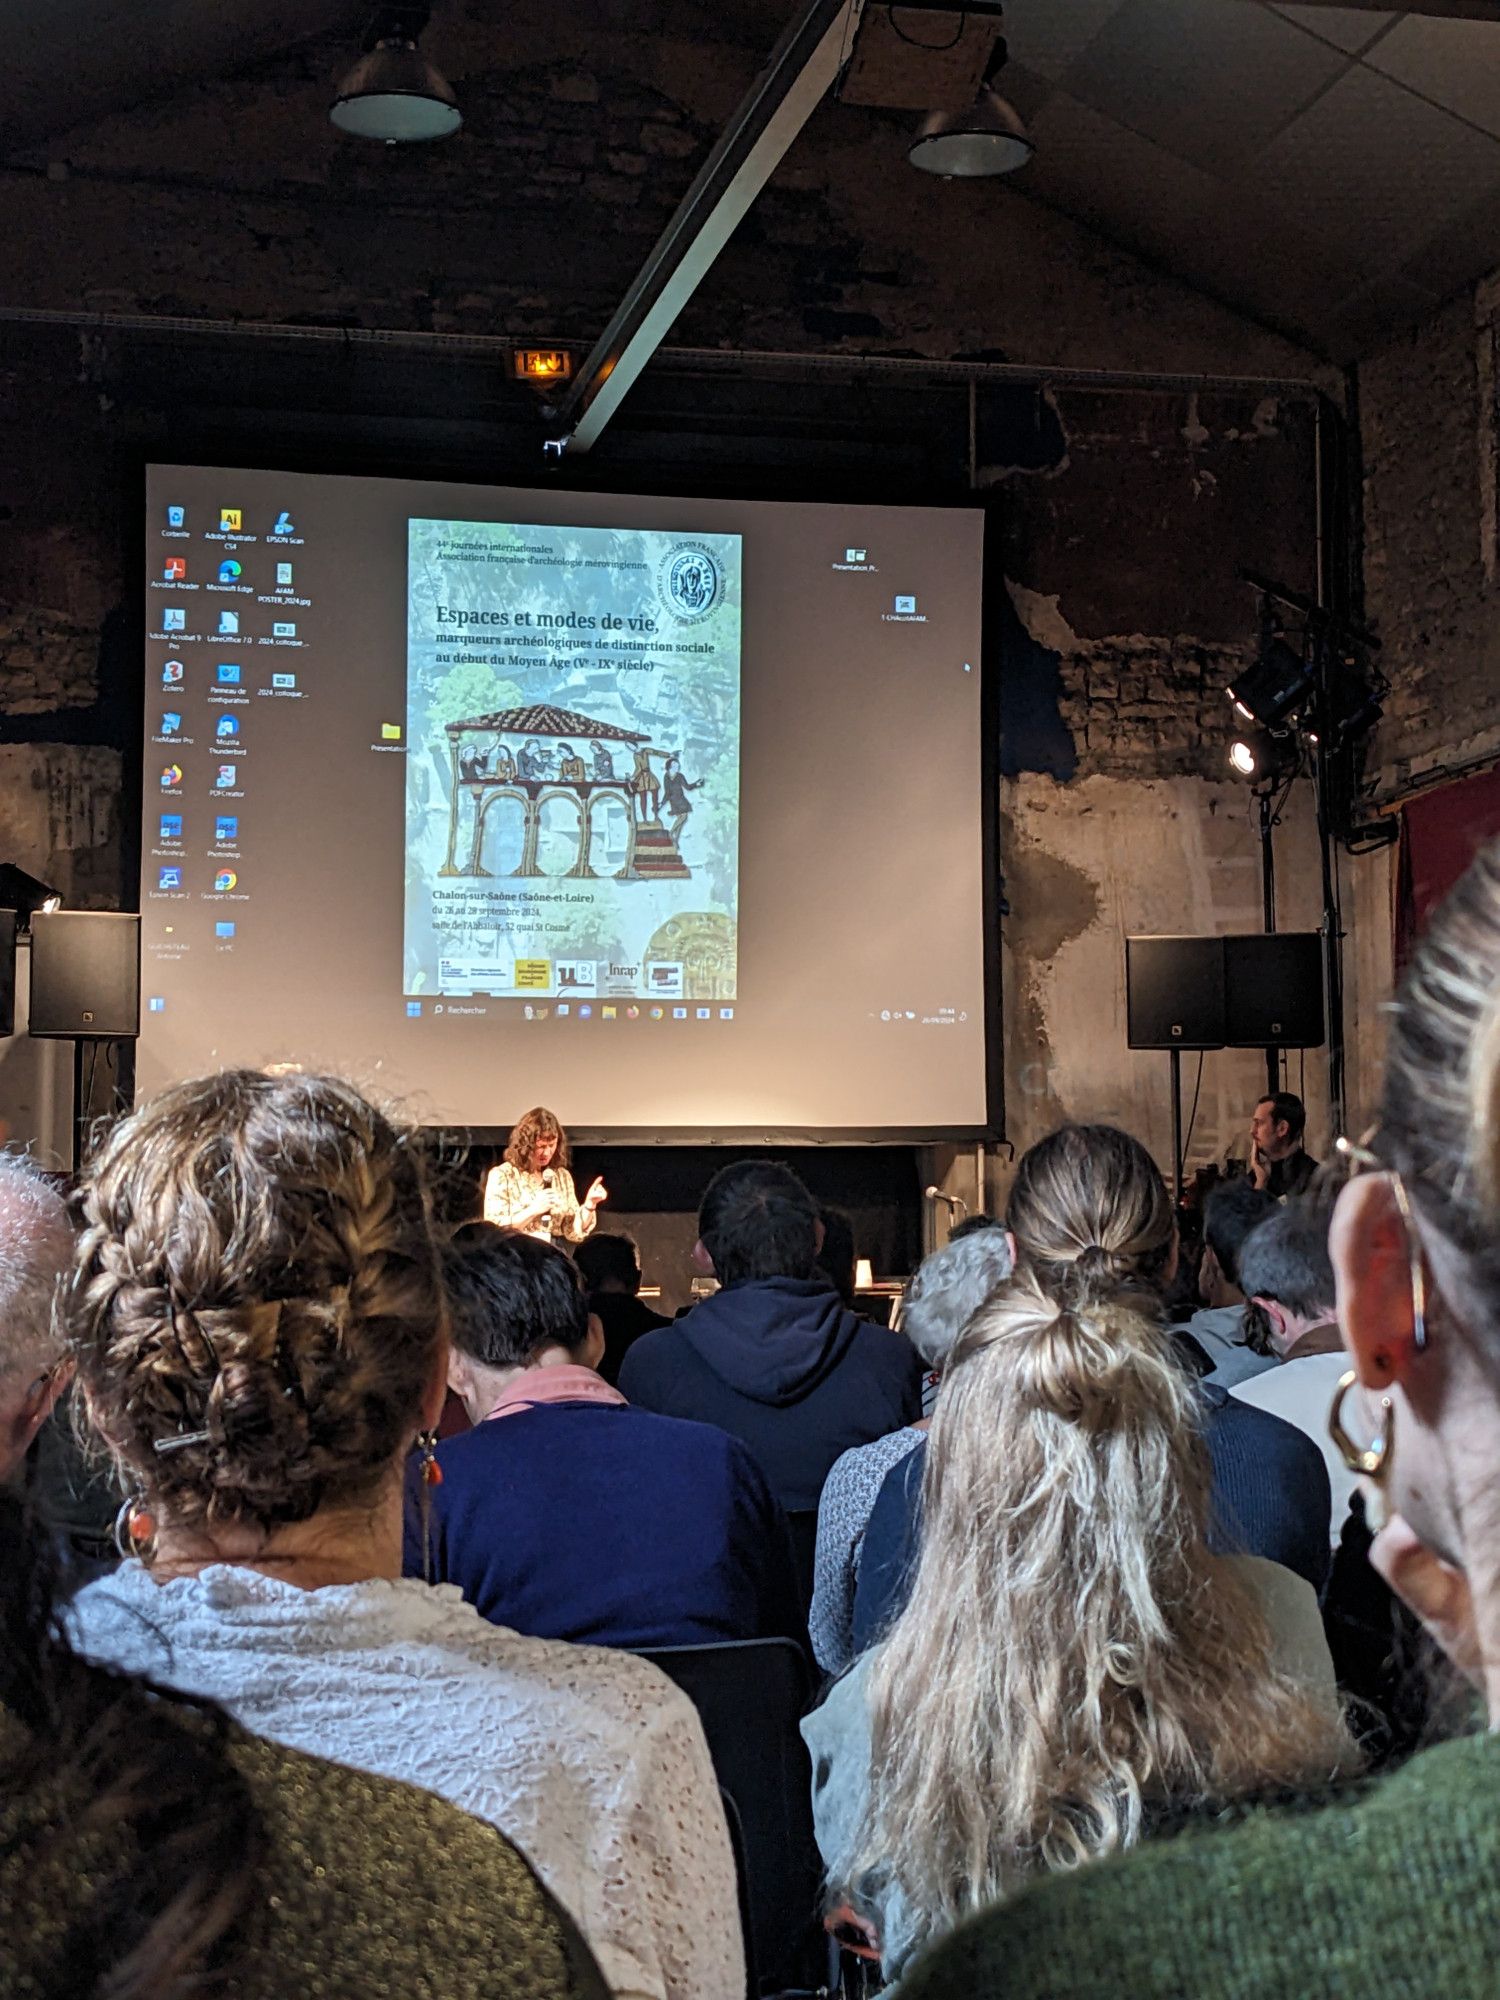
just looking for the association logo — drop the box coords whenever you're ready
[657,541,723,625]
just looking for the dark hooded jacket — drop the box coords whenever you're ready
[618,1277,922,1513]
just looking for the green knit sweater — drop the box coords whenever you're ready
[896,1731,1500,2000]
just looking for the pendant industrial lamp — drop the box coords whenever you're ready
[909,25,1033,178]
[331,7,462,144]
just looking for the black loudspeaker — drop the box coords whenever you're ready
[29,911,141,1040]
[1224,932,1325,1048]
[0,910,14,1037]
[1126,936,1227,1049]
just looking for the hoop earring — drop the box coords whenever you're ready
[1327,1369,1393,1481]
[416,1430,442,1587]
[113,1494,158,1564]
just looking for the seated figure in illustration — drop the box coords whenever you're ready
[517,738,546,783]
[590,740,615,781]
[493,743,517,783]
[558,744,588,783]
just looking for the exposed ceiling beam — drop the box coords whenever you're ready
[548,0,865,456]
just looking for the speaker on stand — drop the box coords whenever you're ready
[27,911,140,1173]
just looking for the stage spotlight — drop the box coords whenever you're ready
[1227,638,1314,728]
[331,11,461,144]
[1228,729,1299,784]
[0,863,61,934]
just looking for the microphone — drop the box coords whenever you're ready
[542,1167,557,1187]
[924,1185,969,1218]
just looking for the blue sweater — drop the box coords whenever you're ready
[618,1277,923,1513]
[853,1384,1332,1655]
[403,1399,806,1651]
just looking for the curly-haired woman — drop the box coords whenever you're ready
[483,1106,606,1244]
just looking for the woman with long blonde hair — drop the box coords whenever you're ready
[806,1124,1354,1976]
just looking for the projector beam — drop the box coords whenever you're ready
[549,0,863,457]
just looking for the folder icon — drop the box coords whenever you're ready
[381,723,403,741]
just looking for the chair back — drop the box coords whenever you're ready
[639,1637,823,1994]
[784,1509,819,1617]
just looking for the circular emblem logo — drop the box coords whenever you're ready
[658,542,722,624]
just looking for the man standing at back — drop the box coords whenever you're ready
[619,1161,921,1512]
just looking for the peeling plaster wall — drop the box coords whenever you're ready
[1001,772,1331,1173]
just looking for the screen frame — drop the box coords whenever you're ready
[127,440,1005,1145]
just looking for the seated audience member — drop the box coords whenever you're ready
[573,1230,668,1386]
[1231,1199,1355,1542]
[814,1205,858,1308]
[1176,1177,1280,1388]
[64,1069,742,2000]
[1250,1090,1319,1200]
[0,1494,608,2000]
[804,1261,1353,1979]
[407,1224,804,1650]
[620,1161,921,1511]
[854,1127,1333,1653]
[0,1155,75,1486]
[893,834,1500,2000]
[810,1228,1014,1676]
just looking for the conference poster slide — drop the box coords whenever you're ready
[404,517,742,1008]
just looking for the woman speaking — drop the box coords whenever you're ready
[484,1106,606,1244]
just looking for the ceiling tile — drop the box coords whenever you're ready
[1000,0,1132,83]
[1021,92,1228,264]
[1400,175,1500,299]
[1064,0,1350,176]
[1363,15,1500,141]
[1251,62,1500,269]
[1268,5,1399,57]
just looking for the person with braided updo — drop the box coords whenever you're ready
[63,1069,741,2000]
[805,1122,1356,1979]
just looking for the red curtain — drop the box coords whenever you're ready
[1397,763,1500,967]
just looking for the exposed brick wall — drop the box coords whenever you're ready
[1361,282,1500,797]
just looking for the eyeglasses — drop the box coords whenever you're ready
[1326,1129,1428,1483]
[1332,1131,1427,1354]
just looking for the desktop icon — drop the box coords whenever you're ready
[215,920,236,939]
[219,508,242,532]
[157,866,182,891]
[216,766,237,789]
[163,556,186,582]
[159,813,183,840]
[214,869,238,893]
[720,1008,734,1020]
[160,765,183,789]
[649,1006,664,1020]
[406,1001,422,1018]
[148,996,166,1013]
[272,621,296,639]
[696,1007,711,1020]
[626,1006,640,1020]
[846,547,866,563]
[166,505,185,529]
[380,723,402,742]
[272,510,294,535]
[217,610,239,636]
[214,815,238,841]
[217,558,242,583]
[556,1003,570,1017]
[160,712,181,736]
[275,562,293,587]
[672,1006,688,1020]
[601,1005,617,1021]
[162,659,184,684]
[216,716,239,739]
[271,672,296,689]
[894,594,916,615]
[216,662,241,684]
[579,1005,593,1019]
[162,607,185,631]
